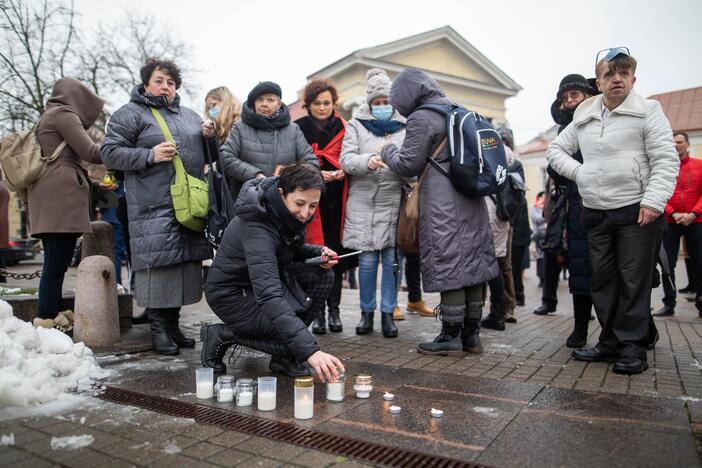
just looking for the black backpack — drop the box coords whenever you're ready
[494,171,527,222]
[417,103,508,197]
[203,141,236,248]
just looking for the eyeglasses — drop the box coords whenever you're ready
[595,47,630,69]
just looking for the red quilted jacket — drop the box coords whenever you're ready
[664,155,702,224]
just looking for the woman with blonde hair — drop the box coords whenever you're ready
[204,86,242,145]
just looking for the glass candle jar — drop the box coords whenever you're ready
[257,376,277,411]
[326,372,346,402]
[195,368,214,399]
[216,376,235,403]
[353,374,373,399]
[294,376,314,420]
[235,378,255,407]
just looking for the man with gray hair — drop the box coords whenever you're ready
[547,48,678,374]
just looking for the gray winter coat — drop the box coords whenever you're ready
[101,86,212,272]
[381,68,498,292]
[220,103,318,201]
[340,105,406,251]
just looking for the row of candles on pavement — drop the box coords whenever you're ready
[195,368,444,419]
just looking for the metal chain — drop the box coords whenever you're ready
[0,269,42,280]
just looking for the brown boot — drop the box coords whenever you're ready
[392,306,405,321]
[407,300,433,317]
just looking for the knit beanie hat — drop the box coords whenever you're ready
[556,74,596,99]
[247,81,282,105]
[366,68,392,104]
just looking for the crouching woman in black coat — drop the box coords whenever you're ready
[201,162,344,382]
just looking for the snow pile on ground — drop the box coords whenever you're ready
[50,434,94,450]
[0,300,109,408]
[0,433,15,445]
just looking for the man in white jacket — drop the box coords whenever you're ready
[547,50,679,375]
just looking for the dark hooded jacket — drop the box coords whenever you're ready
[205,177,324,361]
[547,105,592,296]
[30,78,104,235]
[381,68,499,292]
[219,101,318,201]
[100,85,212,271]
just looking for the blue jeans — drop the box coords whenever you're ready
[358,248,399,314]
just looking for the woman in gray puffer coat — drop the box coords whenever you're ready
[381,68,499,356]
[341,69,406,339]
[101,60,213,355]
[219,81,318,201]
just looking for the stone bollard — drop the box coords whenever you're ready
[82,221,115,263]
[73,255,120,347]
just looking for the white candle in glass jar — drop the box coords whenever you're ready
[217,388,234,402]
[196,382,213,399]
[258,391,276,411]
[294,395,314,419]
[327,382,344,402]
[236,391,253,407]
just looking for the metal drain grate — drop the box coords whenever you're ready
[98,385,487,468]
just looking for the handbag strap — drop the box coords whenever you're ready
[150,108,186,184]
[418,137,447,186]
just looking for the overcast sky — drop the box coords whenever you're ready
[73,0,702,144]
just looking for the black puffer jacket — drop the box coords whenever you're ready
[205,177,324,360]
[101,86,212,271]
[509,158,532,247]
[547,105,592,296]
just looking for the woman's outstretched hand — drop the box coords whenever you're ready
[307,351,344,383]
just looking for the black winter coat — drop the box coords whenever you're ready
[547,120,592,296]
[509,159,532,247]
[205,177,324,360]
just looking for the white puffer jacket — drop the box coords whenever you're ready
[547,91,679,213]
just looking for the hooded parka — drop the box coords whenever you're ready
[101,86,212,272]
[30,78,105,235]
[380,68,498,292]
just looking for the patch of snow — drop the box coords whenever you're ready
[163,443,182,454]
[0,287,22,295]
[487,344,516,353]
[0,299,109,412]
[473,407,500,418]
[692,360,702,370]
[1,433,15,446]
[0,396,104,422]
[679,396,702,402]
[50,434,94,450]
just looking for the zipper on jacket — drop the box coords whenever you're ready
[274,130,278,167]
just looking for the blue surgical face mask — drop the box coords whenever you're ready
[208,107,220,119]
[371,104,393,121]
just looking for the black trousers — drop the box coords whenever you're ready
[661,222,702,310]
[511,245,527,302]
[585,206,665,355]
[541,253,561,309]
[405,251,422,302]
[216,263,334,358]
[38,233,80,319]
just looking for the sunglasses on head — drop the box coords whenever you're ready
[595,47,630,69]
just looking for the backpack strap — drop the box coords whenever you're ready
[34,114,67,163]
[417,137,447,186]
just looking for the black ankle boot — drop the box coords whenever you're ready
[566,300,590,348]
[417,305,464,356]
[462,302,483,354]
[328,307,343,333]
[381,313,398,338]
[132,309,148,325]
[268,355,312,377]
[355,312,374,335]
[200,324,238,374]
[481,302,505,331]
[312,312,326,335]
[148,309,179,355]
[166,310,195,348]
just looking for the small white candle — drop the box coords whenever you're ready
[431,408,444,418]
[258,391,276,411]
[389,405,401,414]
[196,382,213,399]
[294,396,314,419]
[236,391,253,407]
[353,384,372,399]
[327,382,344,402]
[217,388,234,402]
[383,392,394,401]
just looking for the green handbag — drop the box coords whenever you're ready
[150,108,209,232]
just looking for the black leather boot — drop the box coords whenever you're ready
[481,302,505,331]
[268,355,312,377]
[381,313,398,338]
[148,309,179,355]
[417,304,464,356]
[566,301,590,348]
[462,302,483,354]
[355,312,374,335]
[200,324,238,374]
[166,309,195,348]
[132,309,148,325]
[327,307,343,333]
[312,311,326,335]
